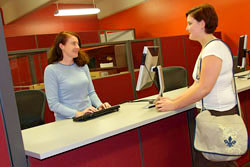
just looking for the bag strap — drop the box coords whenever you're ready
[199,39,240,115]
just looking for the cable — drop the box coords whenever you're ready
[144,65,161,90]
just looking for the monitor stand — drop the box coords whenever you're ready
[238,50,250,80]
[143,65,165,109]
[153,65,165,97]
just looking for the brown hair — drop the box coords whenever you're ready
[47,31,89,66]
[186,4,218,34]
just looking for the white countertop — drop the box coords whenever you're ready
[21,71,250,160]
[235,71,250,92]
[22,88,193,159]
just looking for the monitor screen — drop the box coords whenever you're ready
[136,46,160,91]
[237,35,248,68]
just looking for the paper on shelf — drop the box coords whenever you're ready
[100,62,114,68]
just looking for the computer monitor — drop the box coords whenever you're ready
[136,46,165,97]
[237,35,248,69]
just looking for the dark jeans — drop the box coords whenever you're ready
[194,106,239,167]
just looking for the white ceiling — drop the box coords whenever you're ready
[0,0,100,7]
[0,0,146,24]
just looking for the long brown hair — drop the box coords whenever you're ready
[47,31,89,66]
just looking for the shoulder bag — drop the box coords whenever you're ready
[193,39,248,162]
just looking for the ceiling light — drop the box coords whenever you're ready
[54,0,100,16]
[54,8,100,16]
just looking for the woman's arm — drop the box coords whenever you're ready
[155,55,222,111]
[83,65,103,108]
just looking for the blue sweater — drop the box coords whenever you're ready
[44,63,102,121]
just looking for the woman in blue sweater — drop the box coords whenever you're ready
[44,31,110,121]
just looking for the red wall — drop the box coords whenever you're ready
[99,0,250,56]
[3,4,100,37]
[0,107,11,167]
[3,0,250,56]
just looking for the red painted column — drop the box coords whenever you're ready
[140,111,193,167]
[0,107,11,167]
[237,90,250,166]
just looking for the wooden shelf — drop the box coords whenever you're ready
[82,45,112,51]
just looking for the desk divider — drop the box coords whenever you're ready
[93,72,134,105]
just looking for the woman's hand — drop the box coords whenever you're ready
[98,102,111,110]
[75,106,98,117]
[154,97,177,112]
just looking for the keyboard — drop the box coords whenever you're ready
[73,105,120,122]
